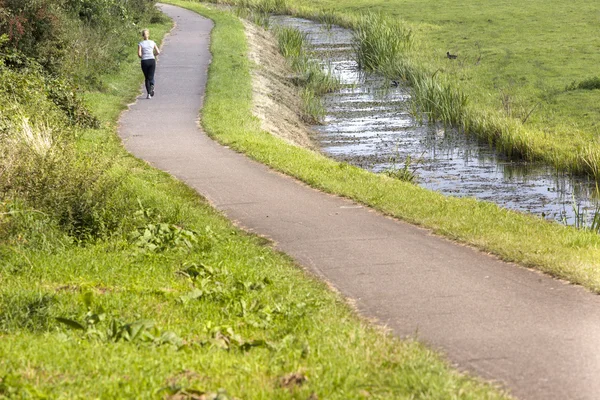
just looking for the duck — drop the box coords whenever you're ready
[446,51,458,59]
[391,80,399,87]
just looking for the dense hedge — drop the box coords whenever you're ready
[0,0,161,82]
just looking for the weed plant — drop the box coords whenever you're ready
[382,155,418,183]
[566,77,600,91]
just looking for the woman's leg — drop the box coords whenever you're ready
[147,60,156,95]
[141,60,153,95]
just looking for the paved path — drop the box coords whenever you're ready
[120,5,600,399]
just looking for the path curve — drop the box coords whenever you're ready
[119,4,600,399]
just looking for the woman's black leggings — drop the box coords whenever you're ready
[141,59,156,95]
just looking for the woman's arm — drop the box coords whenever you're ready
[138,44,142,59]
[153,44,161,56]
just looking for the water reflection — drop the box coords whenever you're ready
[270,16,599,227]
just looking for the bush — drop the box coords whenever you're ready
[0,58,98,129]
[0,0,67,74]
[0,0,158,89]
[0,0,160,243]
[0,118,133,241]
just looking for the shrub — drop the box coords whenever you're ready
[0,0,67,74]
[0,0,159,89]
[0,118,132,241]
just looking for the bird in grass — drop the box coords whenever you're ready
[446,51,458,59]
[391,80,399,87]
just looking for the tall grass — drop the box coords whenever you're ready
[234,6,271,28]
[352,12,413,72]
[316,9,337,30]
[275,26,305,58]
[0,116,132,241]
[411,74,469,127]
[273,26,340,122]
[568,196,600,233]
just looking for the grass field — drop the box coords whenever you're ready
[0,3,511,398]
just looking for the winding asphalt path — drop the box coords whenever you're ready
[119,4,600,399]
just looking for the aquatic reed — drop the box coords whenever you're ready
[410,75,468,128]
[275,26,305,58]
[274,26,340,122]
[382,155,418,183]
[352,12,413,72]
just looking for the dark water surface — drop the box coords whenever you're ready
[270,15,599,227]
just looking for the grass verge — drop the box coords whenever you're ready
[0,2,509,399]
[165,0,600,293]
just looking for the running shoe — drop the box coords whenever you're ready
[150,84,155,97]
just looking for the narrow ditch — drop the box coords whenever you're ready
[270,15,599,228]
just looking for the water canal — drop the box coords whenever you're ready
[270,15,599,227]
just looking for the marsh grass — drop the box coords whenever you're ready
[410,74,469,128]
[299,87,326,123]
[568,202,600,233]
[352,12,413,72]
[273,25,340,121]
[275,26,305,58]
[316,9,337,29]
[382,155,418,183]
[567,184,600,233]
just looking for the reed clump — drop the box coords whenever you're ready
[352,12,413,72]
[410,74,468,128]
[275,26,305,58]
[273,26,340,122]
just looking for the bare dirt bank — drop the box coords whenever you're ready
[244,20,317,150]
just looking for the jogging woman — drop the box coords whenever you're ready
[138,29,160,99]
